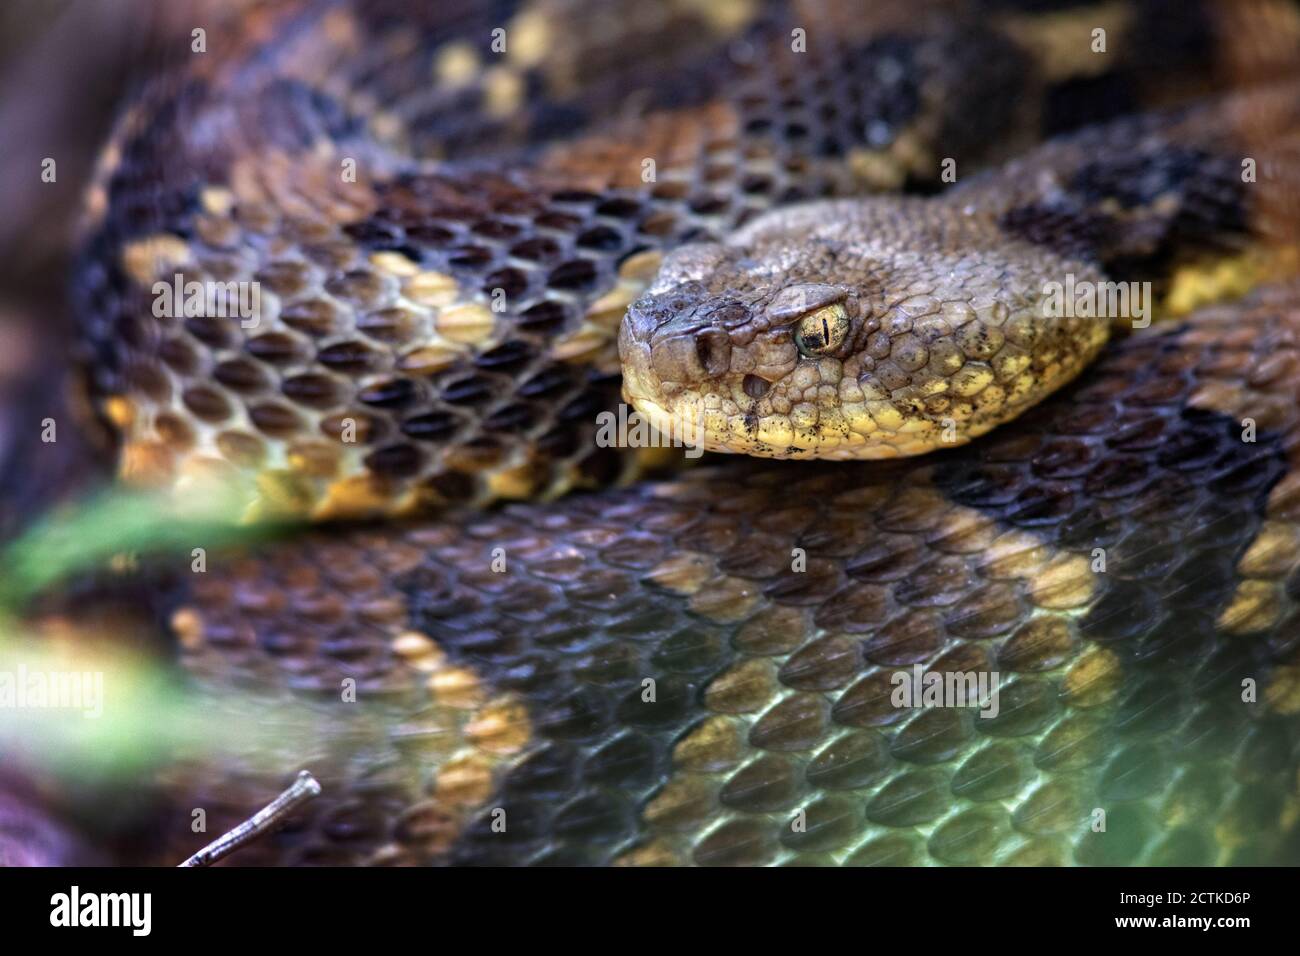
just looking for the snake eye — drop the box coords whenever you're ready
[793,303,849,356]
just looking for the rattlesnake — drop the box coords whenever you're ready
[11,0,1300,866]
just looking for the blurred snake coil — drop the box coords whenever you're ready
[9,0,1300,865]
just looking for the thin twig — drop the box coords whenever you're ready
[178,770,321,867]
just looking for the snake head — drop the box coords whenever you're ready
[620,199,1112,460]
[619,236,879,459]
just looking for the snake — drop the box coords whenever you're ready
[10,0,1300,865]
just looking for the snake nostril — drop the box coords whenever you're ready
[742,374,770,399]
[694,329,731,377]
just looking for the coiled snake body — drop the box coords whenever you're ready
[46,0,1300,864]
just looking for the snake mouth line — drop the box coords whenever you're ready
[619,354,924,462]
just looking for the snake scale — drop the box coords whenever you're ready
[11,0,1300,865]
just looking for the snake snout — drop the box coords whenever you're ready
[622,287,738,385]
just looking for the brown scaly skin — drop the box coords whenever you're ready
[73,0,1250,520]
[125,283,1300,866]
